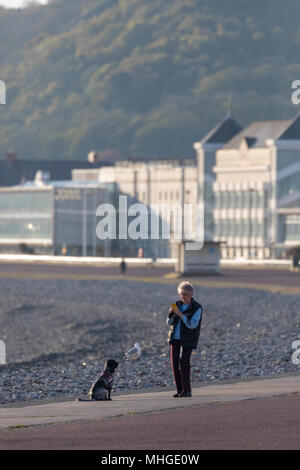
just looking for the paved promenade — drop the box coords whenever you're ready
[0,261,299,293]
[0,374,300,449]
[0,263,299,449]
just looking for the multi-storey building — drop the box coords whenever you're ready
[73,114,300,260]
[73,159,198,258]
[1,114,298,259]
[212,114,300,259]
[73,116,242,258]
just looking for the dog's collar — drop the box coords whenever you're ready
[103,370,113,377]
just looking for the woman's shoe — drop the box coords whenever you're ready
[173,393,182,397]
[180,392,192,397]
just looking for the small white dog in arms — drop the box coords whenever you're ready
[0,341,6,365]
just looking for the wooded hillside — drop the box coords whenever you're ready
[0,0,300,161]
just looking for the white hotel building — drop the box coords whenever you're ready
[210,114,300,259]
[73,114,300,260]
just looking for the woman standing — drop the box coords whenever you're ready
[167,281,202,397]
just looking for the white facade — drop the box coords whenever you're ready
[212,117,300,259]
[73,159,198,258]
[72,115,300,260]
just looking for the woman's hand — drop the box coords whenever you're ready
[171,304,183,318]
[174,309,183,319]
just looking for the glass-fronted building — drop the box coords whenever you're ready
[0,181,118,256]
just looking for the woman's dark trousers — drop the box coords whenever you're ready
[170,339,192,394]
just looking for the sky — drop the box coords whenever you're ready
[0,0,47,8]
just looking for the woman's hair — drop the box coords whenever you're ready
[177,280,194,295]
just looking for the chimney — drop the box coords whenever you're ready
[6,150,17,163]
[34,170,50,186]
[88,150,100,163]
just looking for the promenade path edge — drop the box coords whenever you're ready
[0,373,300,431]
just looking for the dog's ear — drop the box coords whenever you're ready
[114,361,119,368]
[107,359,117,368]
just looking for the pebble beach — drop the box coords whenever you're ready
[0,277,299,403]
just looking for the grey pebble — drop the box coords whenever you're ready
[0,278,299,403]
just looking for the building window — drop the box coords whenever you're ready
[241,191,248,209]
[220,219,229,237]
[263,190,269,209]
[215,220,220,237]
[278,172,300,199]
[228,191,235,209]
[228,219,234,236]
[219,219,224,237]
[257,192,263,208]
[220,192,227,209]
[285,215,300,241]
[256,222,263,238]
[241,219,248,236]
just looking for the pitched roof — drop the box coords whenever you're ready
[201,116,243,144]
[224,114,300,149]
[278,114,300,140]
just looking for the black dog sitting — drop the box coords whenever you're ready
[77,359,119,401]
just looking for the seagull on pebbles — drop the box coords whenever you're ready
[125,342,141,361]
